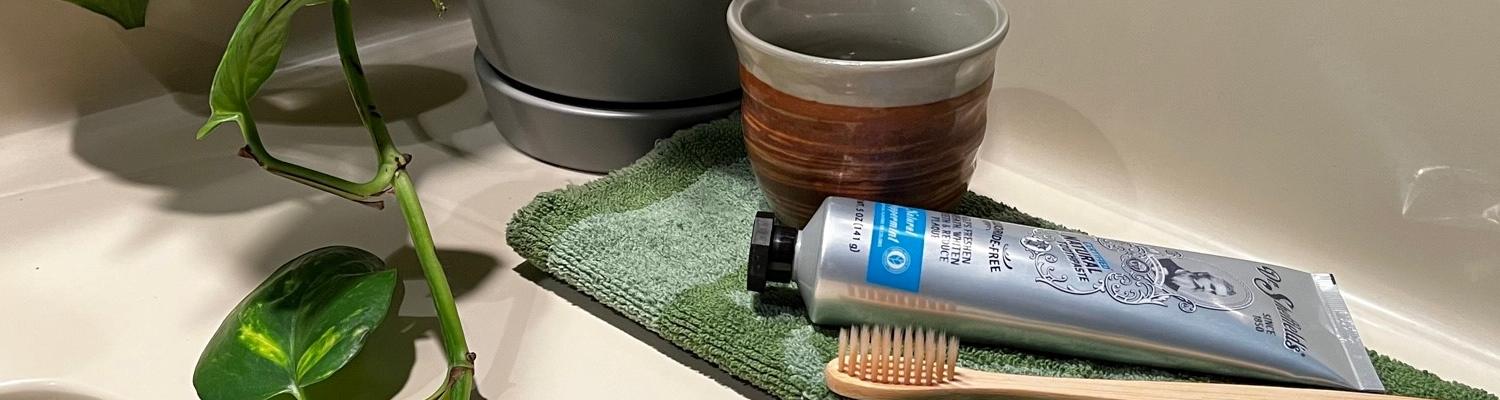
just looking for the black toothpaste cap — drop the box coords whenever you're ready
[747,211,798,292]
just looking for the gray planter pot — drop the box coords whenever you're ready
[475,52,740,173]
[469,0,742,172]
[470,0,740,103]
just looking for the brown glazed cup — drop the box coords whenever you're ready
[727,0,1009,227]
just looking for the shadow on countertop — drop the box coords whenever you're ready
[513,261,776,400]
[304,246,500,400]
[65,62,475,212]
[68,17,486,216]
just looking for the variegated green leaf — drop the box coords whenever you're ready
[64,0,148,29]
[196,0,329,139]
[193,246,397,400]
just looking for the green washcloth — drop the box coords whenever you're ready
[506,117,1495,400]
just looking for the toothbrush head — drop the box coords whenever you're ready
[828,326,1419,400]
[834,325,960,386]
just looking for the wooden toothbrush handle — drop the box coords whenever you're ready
[944,368,1420,400]
[825,362,1420,400]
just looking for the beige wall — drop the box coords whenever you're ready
[0,0,468,135]
[984,0,1500,389]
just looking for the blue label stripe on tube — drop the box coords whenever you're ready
[865,202,928,293]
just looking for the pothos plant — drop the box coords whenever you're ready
[68,0,474,399]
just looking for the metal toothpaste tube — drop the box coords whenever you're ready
[745,197,1384,391]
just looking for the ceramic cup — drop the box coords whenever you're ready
[727,0,1009,227]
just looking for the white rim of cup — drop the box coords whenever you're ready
[725,0,1010,70]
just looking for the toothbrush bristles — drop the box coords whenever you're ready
[836,325,958,385]
[902,326,914,384]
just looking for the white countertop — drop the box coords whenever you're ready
[0,20,1493,399]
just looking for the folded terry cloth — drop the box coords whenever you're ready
[507,117,1495,400]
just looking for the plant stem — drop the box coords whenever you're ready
[224,0,477,396]
[236,113,397,203]
[204,0,476,395]
[394,171,475,399]
[330,0,403,168]
[329,1,473,398]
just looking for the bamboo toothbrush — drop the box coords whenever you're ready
[827,325,1420,400]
